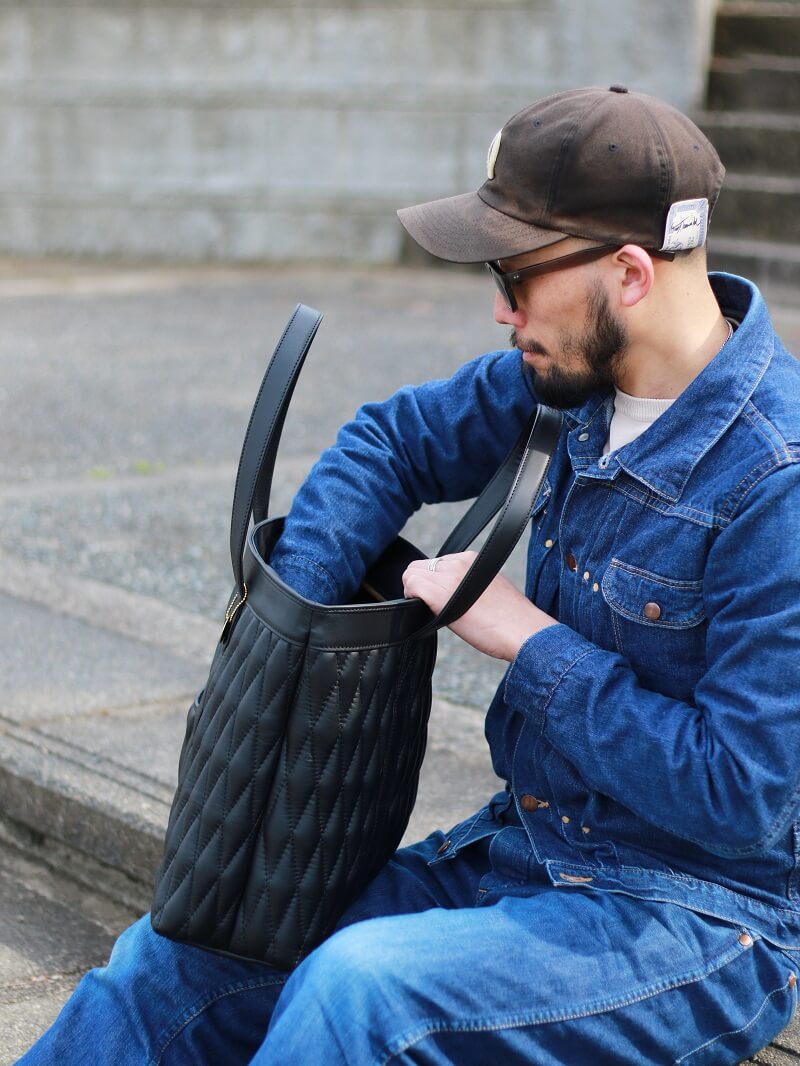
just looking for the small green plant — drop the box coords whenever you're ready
[132,459,166,476]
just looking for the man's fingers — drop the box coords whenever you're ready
[403,551,481,603]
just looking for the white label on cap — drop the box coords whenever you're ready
[487,128,502,180]
[660,198,709,251]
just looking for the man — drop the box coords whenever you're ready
[21,86,800,1064]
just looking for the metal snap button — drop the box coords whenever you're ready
[436,838,451,855]
[544,539,554,548]
[561,815,570,824]
[520,794,539,812]
[789,973,797,989]
[738,932,753,948]
[578,432,589,441]
[644,602,662,621]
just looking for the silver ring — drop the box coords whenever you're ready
[427,557,440,572]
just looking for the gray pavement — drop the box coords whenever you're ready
[1,259,798,1061]
[0,821,139,1066]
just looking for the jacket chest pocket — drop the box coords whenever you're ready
[601,559,707,696]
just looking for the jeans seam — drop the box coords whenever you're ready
[152,976,286,1065]
[673,973,796,1063]
[375,932,749,1065]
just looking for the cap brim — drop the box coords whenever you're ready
[397,191,567,264]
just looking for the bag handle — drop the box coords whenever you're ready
[414,403,560,637]
[229,303,323,596]
[228,304,562,637]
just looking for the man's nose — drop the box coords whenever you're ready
[493,290,526,328]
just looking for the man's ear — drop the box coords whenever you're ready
[611,245,654,308]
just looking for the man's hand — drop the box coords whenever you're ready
[402,551,559,662]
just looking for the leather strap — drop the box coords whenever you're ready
[437,411,541,557]
[229,304,323,594]
[229,304,562,635]
[415,405,560,637]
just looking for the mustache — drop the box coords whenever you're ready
[510,330,549,356]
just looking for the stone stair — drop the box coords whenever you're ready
[701,9,800,1061]
[699,0,800,299]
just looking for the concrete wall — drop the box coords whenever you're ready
[0,1,719,263]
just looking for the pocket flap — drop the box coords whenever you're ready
[601,560,706,629]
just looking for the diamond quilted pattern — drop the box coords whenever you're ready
[152,597,437,970]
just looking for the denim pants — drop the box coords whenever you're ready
[19,809,798,1066]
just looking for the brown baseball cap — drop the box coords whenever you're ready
[397,85,725,263]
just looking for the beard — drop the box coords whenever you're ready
[513,282,628,409]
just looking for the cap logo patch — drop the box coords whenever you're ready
[660,198,709,251]
[486,128,502,180]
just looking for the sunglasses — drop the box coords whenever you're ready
[486,244,676,312]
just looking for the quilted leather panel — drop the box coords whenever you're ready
[152,595,436,970]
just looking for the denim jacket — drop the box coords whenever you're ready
[271,274,800,948]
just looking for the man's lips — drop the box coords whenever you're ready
[522,350,547,364]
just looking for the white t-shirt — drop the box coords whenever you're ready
[602,390,674,455]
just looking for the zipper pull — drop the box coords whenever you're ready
[220,584,248,645]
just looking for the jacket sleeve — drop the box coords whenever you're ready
[269,348,536,603]
[503,455,800,858]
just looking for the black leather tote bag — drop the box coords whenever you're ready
[151,304,561,970]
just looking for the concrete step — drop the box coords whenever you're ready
[715,4,800,58]
[697,110,800,176]
[707,233,800,299]
[0,822,139,1063]
[722,0,800,7]
[723,0,800,4]
[711,171,800,242]
[707,56,800,111]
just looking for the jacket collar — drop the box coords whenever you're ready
[561,274,774,503]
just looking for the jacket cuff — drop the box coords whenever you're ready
[504,623,597,730]
[268,553,339,604]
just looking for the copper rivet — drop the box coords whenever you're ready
[520,794,539,812]
[789,973,797,989]
[566,553,578,572]
[545,539,554,548]
[644,601,662,621]
[738,932,753,948]
[561,815,570,824]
